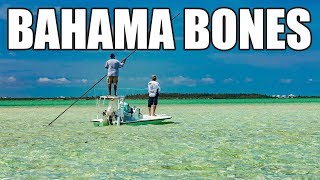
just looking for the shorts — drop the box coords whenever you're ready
[148,96,158,107]
[108,76,118,84]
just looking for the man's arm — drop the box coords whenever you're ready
[119,59,126,68]
[155,83,160,96]
[105,61,108,68]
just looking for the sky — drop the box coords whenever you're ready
[0,0,319,97]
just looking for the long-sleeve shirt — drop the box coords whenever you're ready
[105,59,124,76]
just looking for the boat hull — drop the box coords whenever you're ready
[91,114,172,126]
[122,114,172,124]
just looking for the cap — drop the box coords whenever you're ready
[152,75,157,80]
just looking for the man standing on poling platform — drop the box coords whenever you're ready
[105,53,126,96]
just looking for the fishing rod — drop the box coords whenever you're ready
[48,12,181,126]
[121,50,136,63]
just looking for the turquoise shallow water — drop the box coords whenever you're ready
[1,98,320,106]
[0,100,319,178]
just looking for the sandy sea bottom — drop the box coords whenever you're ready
[0,103,319,178]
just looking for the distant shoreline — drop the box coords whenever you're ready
[1,93,319,100]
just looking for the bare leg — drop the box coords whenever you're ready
[152,105,157,116]
[148,107,151,116]
[114,84,117,96]
[108,84,112,95]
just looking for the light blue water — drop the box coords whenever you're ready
[1,98,320,107]
[0,103,319,178]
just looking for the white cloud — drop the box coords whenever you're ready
[0,76,16,84]
[7,76,16,82]
[0,4,9,20]
[37,77,70,84]
[168,76,196,86]
[306,78,318,84]
[37,78,51,83]
[223,78,234,84]
[280,79,293,84]
[75,79,88,84]
[80,79,88,84]
[244,77,253,83]
[53,78,70,84]
[201,77,215,84]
